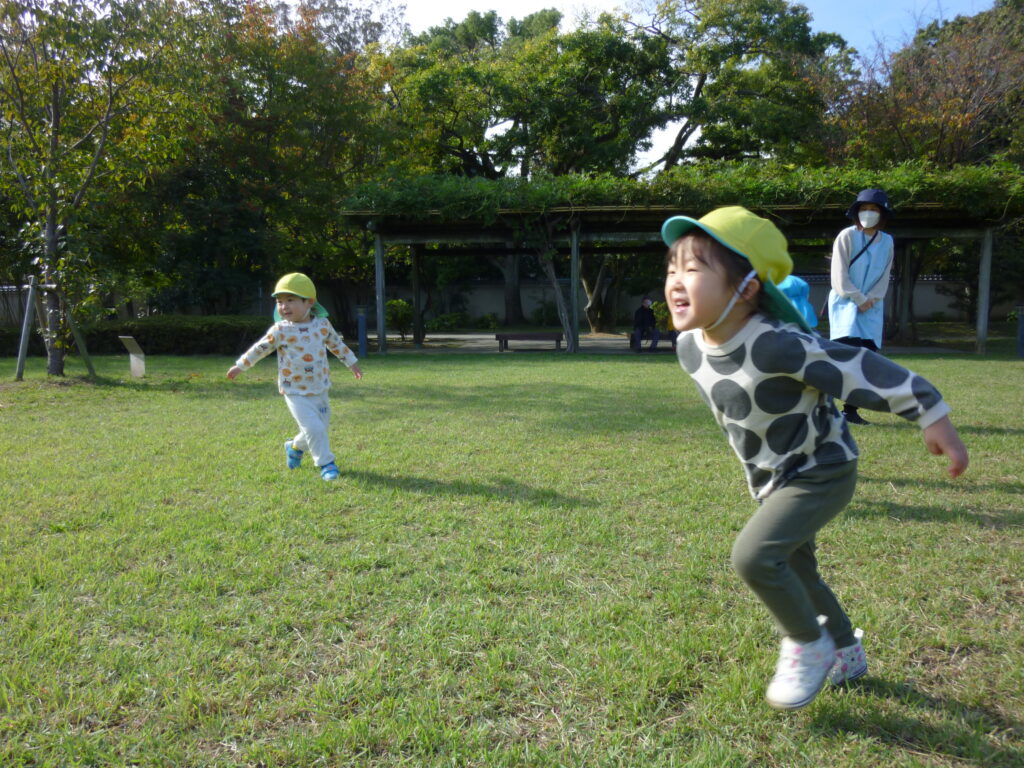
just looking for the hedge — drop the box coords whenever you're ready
[343,160,1024,224]
[0,315,270,358]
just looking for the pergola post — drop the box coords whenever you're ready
[411,244,424,348]
[569,224,580,353]
[374,232,387,354]
[975,228,993,355]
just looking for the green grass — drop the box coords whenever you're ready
[1,352,1021,767]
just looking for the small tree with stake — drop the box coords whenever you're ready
[0,0,183,375]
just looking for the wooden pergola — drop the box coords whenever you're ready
[351,201,1002,354]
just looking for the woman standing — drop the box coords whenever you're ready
[828,189,895,425]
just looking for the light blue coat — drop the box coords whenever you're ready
[828,226,894,348]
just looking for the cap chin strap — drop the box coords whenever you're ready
[705,269,757,331]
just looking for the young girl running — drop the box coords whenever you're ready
[662,206,968,710]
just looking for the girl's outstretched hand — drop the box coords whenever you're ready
[923,416,969,478]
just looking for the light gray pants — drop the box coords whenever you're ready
[284,392,334,468]
[731,461,858,647]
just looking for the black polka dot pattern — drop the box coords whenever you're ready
[912,375,943,411]
[824,344,861,363]
[804,360,845,398]
[862,353,911,389]
[846,388,891,412]
[755,376,806,414]
[766,413,808,453]
[674,318,949,499]
[814,441,849,465]
[708,345,746,375]
[727,422,762,460]
[711,379,752,420]
[751,331,806,373]
[677,334,702,374]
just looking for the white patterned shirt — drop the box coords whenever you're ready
[676,314,950,499]
[235,316,358,396]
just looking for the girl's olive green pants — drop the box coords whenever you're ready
[731,460,859,648]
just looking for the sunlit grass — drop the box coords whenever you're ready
[1,352,1021,767]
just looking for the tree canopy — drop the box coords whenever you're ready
[1,0,1022,364]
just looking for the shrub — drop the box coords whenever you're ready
[530,301,559,326]
[426,312,470,331]
[650,301,672,331]
[385,299,413,340]
[475,313,499,331]
[0,315,272,357]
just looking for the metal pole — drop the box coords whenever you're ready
[411,244,423,348]
[374,232,387,354]
[14,276,36,381]
[1016,305,1024,359]
[569,225,580,353]
[356,305,368,358]
[975,228,993,355]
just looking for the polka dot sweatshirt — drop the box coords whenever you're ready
[235,316,358,396]
[676,314,950,500]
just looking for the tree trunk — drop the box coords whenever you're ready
[581,256,623,333]
[581,256,607,332]
[43,208,65,376]
[539,251,574,350]
[487,252,525,326]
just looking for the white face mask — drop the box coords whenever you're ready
[858,209,881,229]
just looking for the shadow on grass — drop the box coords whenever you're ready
[343,469,591,509]
[842,496,1023,528]
[812,677,1024,768]
[867,420,1024,439]
[862,475,1024,496]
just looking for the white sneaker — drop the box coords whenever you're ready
[765,632,836,710]
[829,628,867,685]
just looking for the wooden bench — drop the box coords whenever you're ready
[495,332,563,351]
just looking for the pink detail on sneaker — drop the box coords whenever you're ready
[829,629,867,686]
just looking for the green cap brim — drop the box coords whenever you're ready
[273,302,329,322]
[762,281,813,333]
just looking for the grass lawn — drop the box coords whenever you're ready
[1,351,1021,767]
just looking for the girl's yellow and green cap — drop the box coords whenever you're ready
[271,273,329,321]
[661,206,812,332]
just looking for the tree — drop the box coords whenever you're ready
[380,10,669,327]
[97,0,400,326]
[492,16,668,176]
[379,10,508,178]
[0,0,187,374]
[624,0,853,168]
[834,0,1024,166]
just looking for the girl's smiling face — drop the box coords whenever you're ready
[664,235,760,343]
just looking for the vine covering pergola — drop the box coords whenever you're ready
[342,165,1022,354]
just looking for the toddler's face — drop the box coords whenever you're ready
[276,294,314,322]
[663,242,736,333]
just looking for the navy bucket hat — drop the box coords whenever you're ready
[845,188,894,220]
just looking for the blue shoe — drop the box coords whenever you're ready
[320,462,340,481]
[284,440,303,470]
